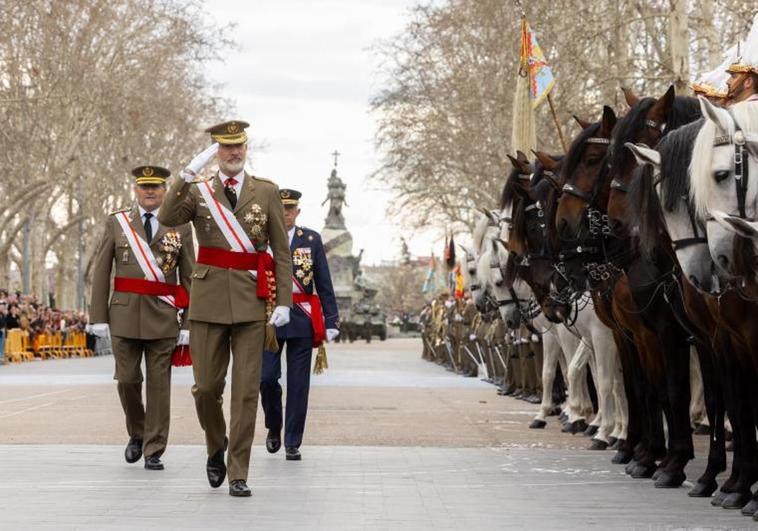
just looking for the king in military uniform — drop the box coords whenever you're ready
[90,165,195,471]
[260,189,339,461]
[159,120,292,497]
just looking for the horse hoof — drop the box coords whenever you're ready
[652,467,664,481]
[631,463,656,479]
[711,491,728,507]
[558,412,568,423]
[740,498,758,516]
[722,491,751,509]
[624,459,638,475]
[693,423,711,436]
[612,449,632,465]
[588,439,608,451]
[688,479,718,498]
[529,419,547,429]
[583,425,599,438]
[654,471,686,488]
[607,436,618,448]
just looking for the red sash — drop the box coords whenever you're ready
[292,292,326,347]
[114,277,189,308]
[196,246,274,299]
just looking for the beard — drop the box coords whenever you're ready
[220,158,245,175]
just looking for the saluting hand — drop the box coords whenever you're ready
[181,143,219,182]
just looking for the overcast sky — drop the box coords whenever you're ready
[204,0,440,265]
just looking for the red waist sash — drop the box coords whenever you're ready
[292,292,326,347]
[196,246,274,299]
[113,277,189,309]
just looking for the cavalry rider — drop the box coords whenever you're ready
[159,121,293,497]
[260,188,339,462]
[90,165,194,471]
[726,14,758,104]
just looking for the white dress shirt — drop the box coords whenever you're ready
[138,206,160,239]
[287,226,296,246]
[219,170,245,197]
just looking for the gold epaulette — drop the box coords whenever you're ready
[109,208,130,216]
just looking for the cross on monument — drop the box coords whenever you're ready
[332,150,341,168]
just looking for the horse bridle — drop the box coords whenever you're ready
[713,115,750,220]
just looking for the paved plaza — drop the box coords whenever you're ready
[0,339,751,530]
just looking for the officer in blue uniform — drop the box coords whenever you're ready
[260,189,340,461]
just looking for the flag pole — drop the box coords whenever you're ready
[546,93,567,152]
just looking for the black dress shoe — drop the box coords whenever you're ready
[266,430,281,454]
[206,449,226,488]
[144,455,164,470]
[229,479,251,497]
[125,437,143,464]
[285,447,301,461]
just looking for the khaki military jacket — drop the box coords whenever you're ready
[90,207,195,340]
[158,172,292,324]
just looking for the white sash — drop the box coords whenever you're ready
[114,212,177,309]
[196,179,259,279]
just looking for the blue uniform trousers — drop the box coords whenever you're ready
[260,335,313,449]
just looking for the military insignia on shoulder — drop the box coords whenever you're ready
[308,235,314,241]
[252,175,275,184]
[296,228,304,237]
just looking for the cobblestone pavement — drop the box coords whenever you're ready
[0,339,749,530]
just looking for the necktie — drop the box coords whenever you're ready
[224,178,238,210]
[143,212,153,244]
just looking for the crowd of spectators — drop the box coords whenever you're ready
[0,290,90,356]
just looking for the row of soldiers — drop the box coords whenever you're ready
[419,293,552,405]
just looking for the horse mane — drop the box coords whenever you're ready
[501,165,530,210]
[659,119,703,212]
[610,95,701,176]
[560,122,601,182]
[472,212,492,255]
[626,163,663,258]
[690,101,758,219]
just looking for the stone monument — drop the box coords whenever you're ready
[321,152,365,313]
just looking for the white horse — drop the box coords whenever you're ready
[690,98,758,282]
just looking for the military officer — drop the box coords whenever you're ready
[726,14,758,104]
[159,121,292,497]
[260,189,339,461]
[90,165,194,471]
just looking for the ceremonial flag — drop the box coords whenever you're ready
[422,253,436,294]
[454,264,465,299]
[520,18,555,108]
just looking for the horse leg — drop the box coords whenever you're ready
[588,322,619,450]
[531,331,558,429]
[688,342,726,498]
[656,338,692,489]
[614,332,640,465]
[563,340,590,434]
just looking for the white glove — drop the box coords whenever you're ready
[177,329,190,345]
[531,333,540,342]
[182,143,219,182]
[269,306,290,327]
[326,328,340,342]
[469,334,477,341]
[89,323,110,338]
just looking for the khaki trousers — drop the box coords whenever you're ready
[111,336,175,458]
[190,320,264,482]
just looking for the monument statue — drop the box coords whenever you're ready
[322,167,348,230]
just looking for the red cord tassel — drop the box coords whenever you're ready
[171,344,192,367]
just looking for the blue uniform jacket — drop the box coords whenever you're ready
[277,226,339,339]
